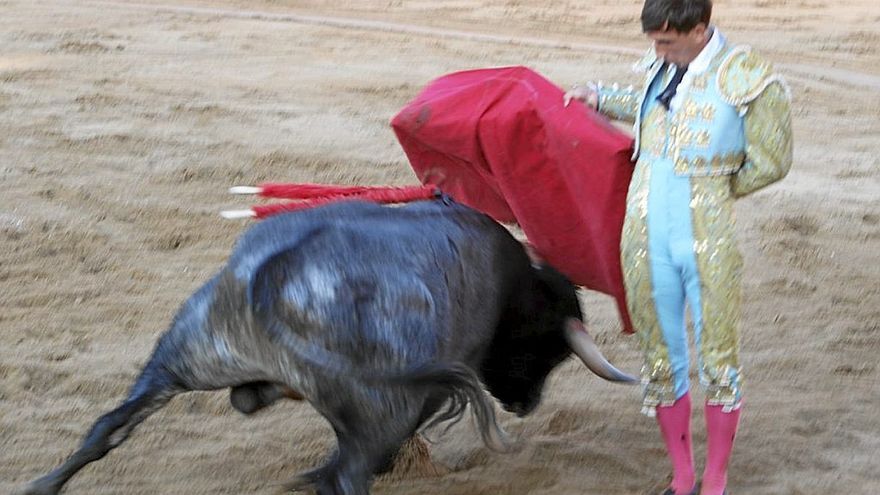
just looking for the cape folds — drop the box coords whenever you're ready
[392,66,636,333]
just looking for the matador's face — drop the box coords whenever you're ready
[646,23,710,67]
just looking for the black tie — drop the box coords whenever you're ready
[656,64,687,110]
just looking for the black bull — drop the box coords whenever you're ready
[21,199,635,495]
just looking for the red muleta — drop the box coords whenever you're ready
[392,66,635,333]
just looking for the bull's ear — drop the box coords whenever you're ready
[564,318,638,384]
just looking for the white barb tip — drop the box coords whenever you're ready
[229,186,262,195]
[220,209,257,219]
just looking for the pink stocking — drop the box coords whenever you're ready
[656,392,695,494]
[701,403,741,495]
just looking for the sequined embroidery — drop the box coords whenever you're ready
[674,152,745,176]
[689,176,744,411]
[598,86,640,123]
[622,161,677,415]
[732,81,793,196]
[641,105,668,157]
[671,126,712,150]
[717,45,790,106]
[680,100,716,122]
[691,74,709,92]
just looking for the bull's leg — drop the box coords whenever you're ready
[317,405,427,495]
[278,438,400,495]
[279,408,418,495]
[230,381,304,415]
[20,308,256,495]
[19,366,180,495]
[311,435,386,495]
[367,394,447,477]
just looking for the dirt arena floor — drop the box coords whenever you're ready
[2,1,878,494]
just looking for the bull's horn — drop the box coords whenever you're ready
[564,318,637,384]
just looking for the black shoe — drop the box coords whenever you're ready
[660,486,698,495]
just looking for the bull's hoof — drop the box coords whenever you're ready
[275,465,328,494]
[659,485,699,495]
[275,475,311,493]
[15,478,61,495]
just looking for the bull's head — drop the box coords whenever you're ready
[480,263,636,417]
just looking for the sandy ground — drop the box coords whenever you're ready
[1,1,879,494]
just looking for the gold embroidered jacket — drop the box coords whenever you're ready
[596,41,793,197]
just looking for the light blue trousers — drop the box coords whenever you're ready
[646,157,704,401]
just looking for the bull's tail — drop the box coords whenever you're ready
[389,363,512,453]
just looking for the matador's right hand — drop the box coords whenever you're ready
[563,83,598,109]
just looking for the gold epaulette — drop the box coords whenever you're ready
[717,45,788,106]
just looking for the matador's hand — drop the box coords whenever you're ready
[563,83,598,109]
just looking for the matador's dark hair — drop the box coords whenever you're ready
[641,0,712,33]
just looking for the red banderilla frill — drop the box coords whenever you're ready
[222,182,441,220]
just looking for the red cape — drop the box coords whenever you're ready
[392,66,635,333]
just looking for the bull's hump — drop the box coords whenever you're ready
[277,259,441,324]
[267,258,445,364]
[278,262,342,318]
